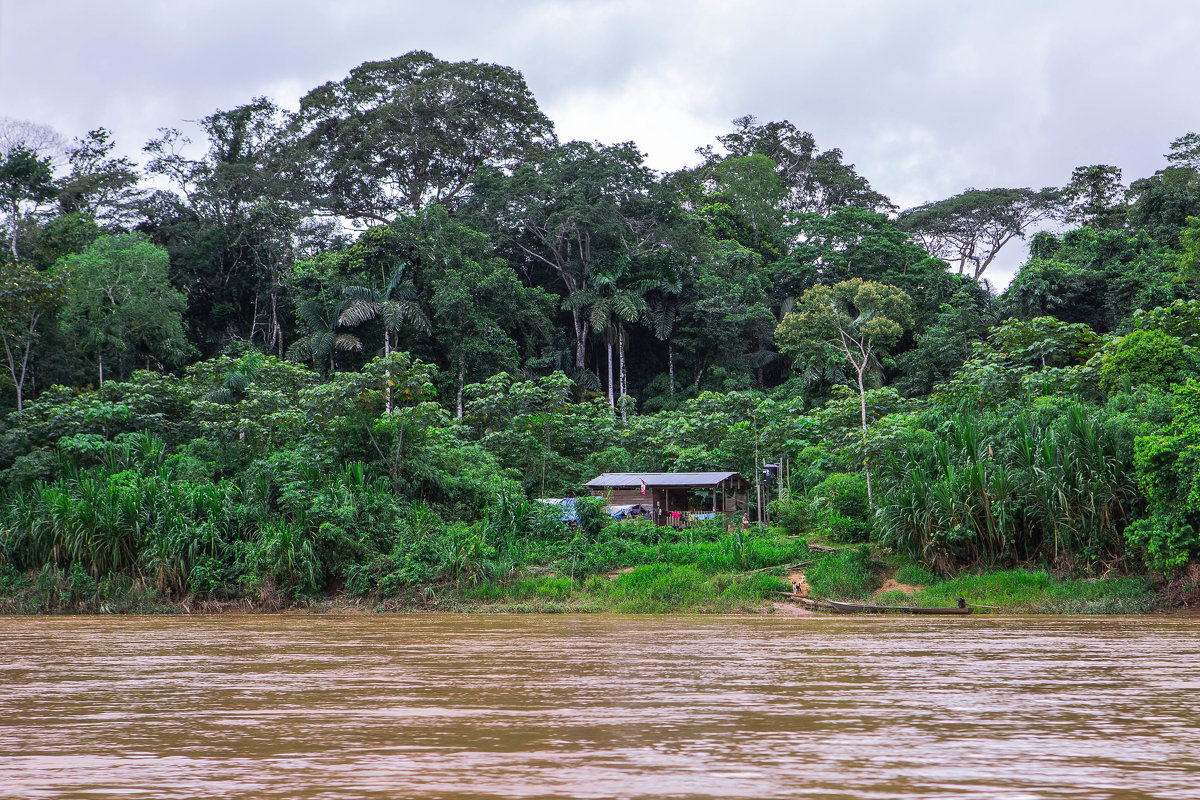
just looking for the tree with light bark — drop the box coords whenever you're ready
[898,187,1063,280]
[470,140,661,378]
[774,278,913,500]
[0,261,66,411]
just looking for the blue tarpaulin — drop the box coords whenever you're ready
[536,498,579,523]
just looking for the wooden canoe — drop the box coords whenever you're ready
[824,598,973,615]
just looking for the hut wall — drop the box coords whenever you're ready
[590,488,646,505]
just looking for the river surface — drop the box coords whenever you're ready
[1,615,1198,799]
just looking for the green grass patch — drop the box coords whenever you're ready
[454,575,576,603]
[593,564,788,612]
[806,547,879,600]
[874,568,1163,614]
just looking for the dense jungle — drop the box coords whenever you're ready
[3,51,1200,613]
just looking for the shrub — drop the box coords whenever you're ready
[574,497,609,540]
[188,555,224,594]
[1123,516,1198,575]
[769,491,814,536]
[812,473,870,542]
[67,562,97,602]
[806,547,878,599]
[1101,329,1197,394]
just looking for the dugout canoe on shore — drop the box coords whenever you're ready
[777,593,975,615]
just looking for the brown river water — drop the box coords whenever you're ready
[1,615,1198,799]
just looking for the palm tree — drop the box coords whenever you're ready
[286,296,362,372]
[642,271,683,396]
[339,262,431,412]
[204,351,265,404]
[565,259,647,420]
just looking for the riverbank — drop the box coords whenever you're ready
[1,533,1189,615]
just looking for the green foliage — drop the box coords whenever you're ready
[935,316,1103,407]
[9,75,1200,613]
[1129,380,1200,573]
[776,279,914,366]
[0,144,57,260]
[597,563,788,613]
[898,186,1062,280]
[0,261,67,409]
[878,400,1139,570]
[894,569,1159,614]
[59,233,191,384]
[290,51,554,223]
[806,547,878,599]
[1004,228,1180,332]
[812,473,871,542]
[768,491,815,537]
[1100,329,1197,394]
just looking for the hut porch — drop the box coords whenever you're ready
[584,472,751,527]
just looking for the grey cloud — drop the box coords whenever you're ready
[2,0,1197,286]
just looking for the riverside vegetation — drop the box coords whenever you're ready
[2,52,1200,614]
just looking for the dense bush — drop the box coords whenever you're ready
[1100,329,1197,393]
[877,400,1140,571]
[811,473,871,542]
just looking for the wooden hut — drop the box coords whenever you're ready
[584,472,751,526]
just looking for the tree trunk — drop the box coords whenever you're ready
[668,342,675,395]
[271,290,283,357]
[856,364,873,503]
[98,352,104,389]
[571,308,587,370]
[8,200,19,261]
[618,323,628,423]
[606,331,614,408]
[384,329,392,414]
[456,365,465,419]
[1,334,25,413]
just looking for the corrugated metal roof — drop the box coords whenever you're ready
[585,472,744,488]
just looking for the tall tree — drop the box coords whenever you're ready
[326,224,428,411]
[59,234,191,386]
[898,187,1063,280]
[143,98,309,354]
[287,50,555,225]
[429,254,551,418]
[471,140,661,376]
[775,279,913,499]
[1127,133,1200,247]
[1063,165,1126,231]
[0,118,66,164]
[0,145,56,260]
[564,256,648,417]
[0,262,66,411]
[57,128,147,229]
[338,227,431,354]
[674,242,777,392]
[700,116,892,214]
[286,295,362,373]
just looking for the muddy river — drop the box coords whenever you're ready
[1,615,1197,798]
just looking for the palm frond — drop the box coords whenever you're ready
[344,285,383,304]
[381,299,431,334]
[338,298,381,327]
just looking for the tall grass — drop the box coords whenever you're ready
[878,400,1137,571]
[873,568,1161,614]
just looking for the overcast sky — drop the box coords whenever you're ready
[2,0,1197,284]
